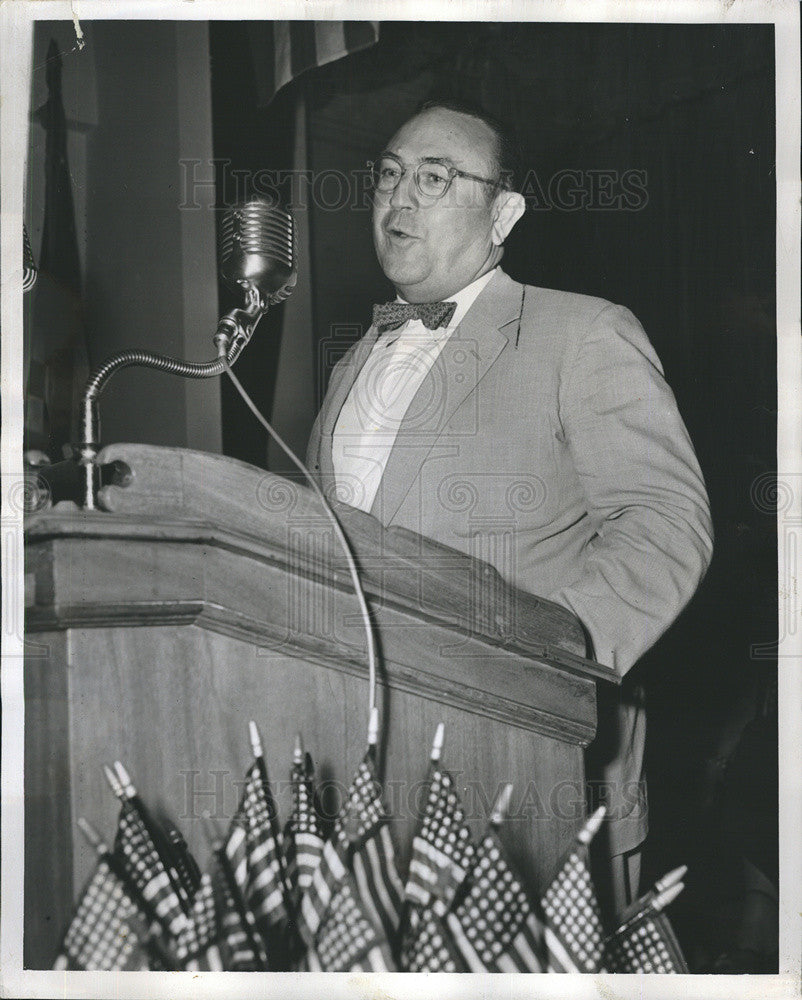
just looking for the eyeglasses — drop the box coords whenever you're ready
[368,153,504,200]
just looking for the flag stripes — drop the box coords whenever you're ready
[250,20,379,106]
[172,855,267,972]
[544,925,583,973]
[447,831,546,973]
[403,766,474,915]
[284,749,325,904]
[495,916,545,972]
[226,763,291,939]
[295,746,402,969]
[114,802,188,937]
[23,224,37,290]
[300,836,347,938]
[309,876,393,971]
[216,849,268,970]
[351,826,403,943]
[173,872,217,967]
[446,910,489,973]
[294,832,325,889]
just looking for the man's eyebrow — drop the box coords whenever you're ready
[420,155,457,166]
[380,149,457,166]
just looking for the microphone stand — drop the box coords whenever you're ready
[26,197,296,512]
[26,286,272,512]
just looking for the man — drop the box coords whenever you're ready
[306,98,713,913]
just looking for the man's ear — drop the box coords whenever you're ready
[491,191,526,245]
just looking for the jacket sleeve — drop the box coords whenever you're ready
[548,303,713,676]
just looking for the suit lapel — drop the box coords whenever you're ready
[370,269,524,523]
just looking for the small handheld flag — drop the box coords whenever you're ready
[541,807,607,973]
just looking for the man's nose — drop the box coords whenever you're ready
[389,168,418,210]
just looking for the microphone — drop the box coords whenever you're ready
[218,197,296,306]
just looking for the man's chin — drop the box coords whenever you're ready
[377,258,427,290]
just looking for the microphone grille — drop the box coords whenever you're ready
[218,198,295,301]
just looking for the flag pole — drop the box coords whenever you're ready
[577,805,606,846]
[489,783,514,828]
[617,863,687,925]
[608,880,685,940]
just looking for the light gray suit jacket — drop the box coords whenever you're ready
[307,268,713,854]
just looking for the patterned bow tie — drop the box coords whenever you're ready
[372,300,457,333]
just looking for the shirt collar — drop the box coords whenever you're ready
[395,266,499,335]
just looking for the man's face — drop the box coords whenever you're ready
[371,108,501,303]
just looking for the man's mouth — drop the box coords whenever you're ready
[386,227,419,241]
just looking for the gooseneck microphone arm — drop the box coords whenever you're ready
[78,292,265,509]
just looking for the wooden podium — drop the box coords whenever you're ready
[24,443,616,967]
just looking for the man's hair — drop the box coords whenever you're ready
[415,96,522,193]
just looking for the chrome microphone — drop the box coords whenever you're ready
[218,197,296,306]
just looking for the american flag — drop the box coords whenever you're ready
[300,735,403,967]
[344,754,405,948]
[113,798,189,939]
[404,763,475,917]
[604,908,689,973]
[299,821,348,943]
[171,853,266,971]
[283,741,325,906]
[399,727,475,971]
[402,904,465,972]
[445,828,546,973]
[249,21,380,106]
[603,877,688,973]
[540,808,607,973]
[306,875,395,972]
[225,755,297,966]
[172,871,219,970]
[53,857,151,971]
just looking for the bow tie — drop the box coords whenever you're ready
[372,300,457,333]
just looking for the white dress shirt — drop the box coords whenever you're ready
[332,267,498,512]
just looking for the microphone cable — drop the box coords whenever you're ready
[221,360,379,739]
